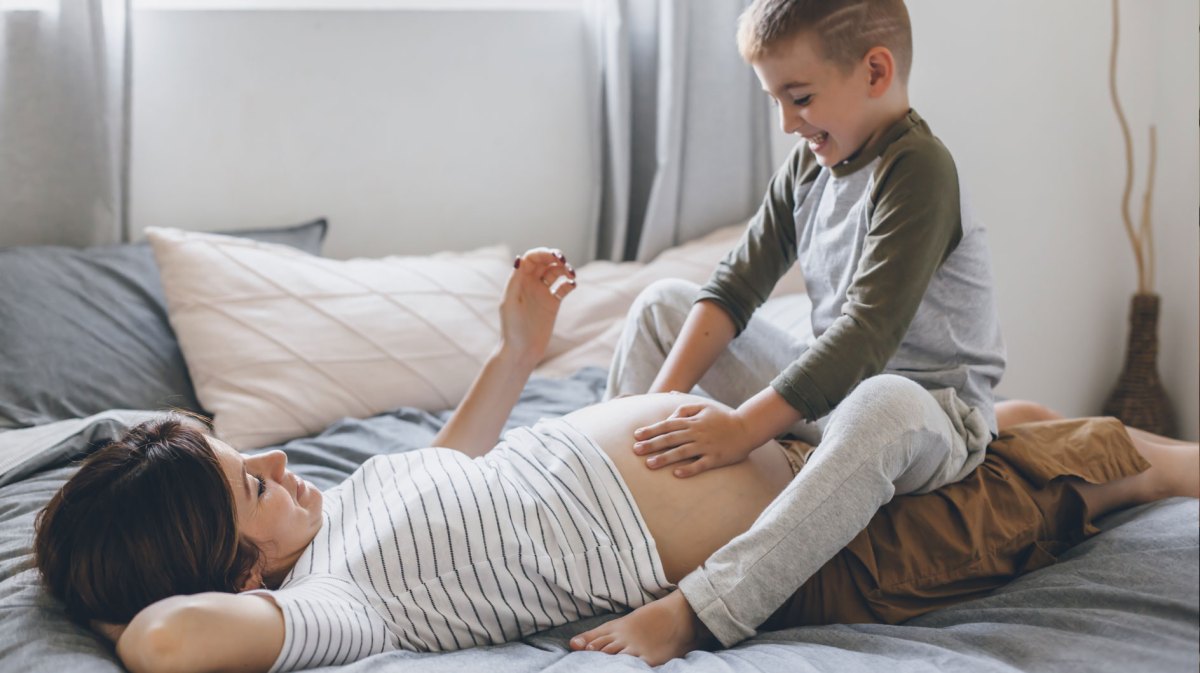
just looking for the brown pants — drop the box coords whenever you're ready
[762,417,1150,629]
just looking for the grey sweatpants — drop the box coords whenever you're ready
[605,279,992,646]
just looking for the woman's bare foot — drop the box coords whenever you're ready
[568,590,710,664]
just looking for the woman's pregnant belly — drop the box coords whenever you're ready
[562,393,794,584]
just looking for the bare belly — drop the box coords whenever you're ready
[562,393,793,584]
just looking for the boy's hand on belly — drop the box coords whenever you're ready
[632,400,757,478]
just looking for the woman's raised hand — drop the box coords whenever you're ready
[499,248,576,365]
[431,248,576,458]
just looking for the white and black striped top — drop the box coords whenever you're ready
[256,418,673,672]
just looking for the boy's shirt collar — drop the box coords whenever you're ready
[829,109,922,178]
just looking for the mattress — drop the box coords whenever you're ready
[1,367,1197,673]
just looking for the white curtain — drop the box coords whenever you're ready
[0,0,131,248]
[586,0,772,262]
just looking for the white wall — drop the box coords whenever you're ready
[130,8,598,261]
[134,4,1197,438]
[770,1,1197,437]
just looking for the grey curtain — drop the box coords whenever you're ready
[586,0,772,262]
[0,0,131,248]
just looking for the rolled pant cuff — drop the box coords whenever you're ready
[677,570,756,647]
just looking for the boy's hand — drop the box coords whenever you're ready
[632,400,758,478]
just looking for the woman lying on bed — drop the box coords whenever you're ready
[34,249,1199,673]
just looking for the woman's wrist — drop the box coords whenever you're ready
[494,341,542,372]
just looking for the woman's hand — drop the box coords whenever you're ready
[432,247,576,458]
[499,248,576,365]
[631,399,759,478]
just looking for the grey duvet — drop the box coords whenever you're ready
[1,368,1197,673]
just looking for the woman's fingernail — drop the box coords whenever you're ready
[567,264,576,277]
[554,252,566,262]
[647,457,658,467]
[514,256,521,269]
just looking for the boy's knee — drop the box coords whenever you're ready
[845,375,932,423]
[640,278,698,307]
[854,374,926,402]
[631,278,698,321]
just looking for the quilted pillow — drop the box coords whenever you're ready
[147,227,513,450]
[0,219,327,429]
[535,223,808,377]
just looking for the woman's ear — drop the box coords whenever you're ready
[862,46,896,97]
[238,565,266,592]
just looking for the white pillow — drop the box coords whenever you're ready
[147,227,512,450]
[535,223,807,377]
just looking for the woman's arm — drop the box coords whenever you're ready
[432,248,575,458]
[115,592,283,673]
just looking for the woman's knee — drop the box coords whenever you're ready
[996,400,1063,429]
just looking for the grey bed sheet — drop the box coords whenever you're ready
[1,367,1197,673]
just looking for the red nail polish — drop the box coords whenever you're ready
[513,256,521,269]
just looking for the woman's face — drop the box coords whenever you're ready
[211,436,322,584]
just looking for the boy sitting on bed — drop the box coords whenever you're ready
[577,0,1007,662]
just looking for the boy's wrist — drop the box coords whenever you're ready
[737,388,805,446]
[731,406,777,452]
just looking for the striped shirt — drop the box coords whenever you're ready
[255,418,673,672]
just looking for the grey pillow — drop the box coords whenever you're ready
[0,220,328,428]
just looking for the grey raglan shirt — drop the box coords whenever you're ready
[697,109,1005,433]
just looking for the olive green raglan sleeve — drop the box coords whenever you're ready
[696,145,816,332]
[771,140,964,421]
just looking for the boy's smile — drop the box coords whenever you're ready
[753,33,898,168]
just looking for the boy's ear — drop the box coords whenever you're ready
[862,46,896,97]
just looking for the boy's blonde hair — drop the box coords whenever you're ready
[737,0,913,83]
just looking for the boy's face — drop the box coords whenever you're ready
[753,33,882,167]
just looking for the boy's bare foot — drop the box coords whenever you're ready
[568,590,710,664]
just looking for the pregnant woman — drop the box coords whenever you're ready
[35,249,1198,673]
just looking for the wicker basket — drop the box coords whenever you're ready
[1102,293,1176,437]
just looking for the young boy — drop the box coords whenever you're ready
[573,0,1005,663]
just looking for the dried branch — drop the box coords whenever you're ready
[1140,125,1157,292]
[1108,0,1147,293]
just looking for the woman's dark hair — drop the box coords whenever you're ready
[34,418,262,625]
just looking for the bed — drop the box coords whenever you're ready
[0,222,1196,673]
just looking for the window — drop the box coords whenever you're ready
[133,0,582,9]
[0,0,56,10]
